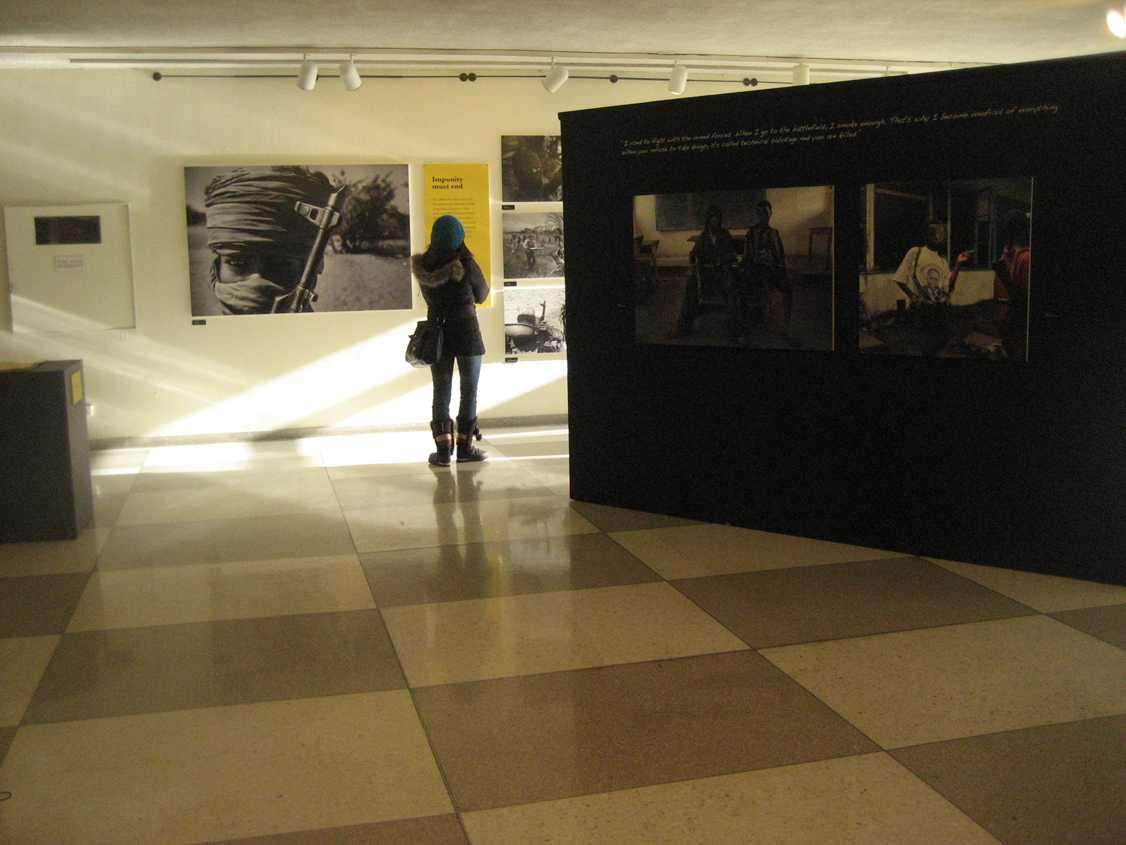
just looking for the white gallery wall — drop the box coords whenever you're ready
[0,68,678,440]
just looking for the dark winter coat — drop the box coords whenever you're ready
[411,250,489,357]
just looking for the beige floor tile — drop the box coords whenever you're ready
[92,472,138,497]
[383,582,748,686]
[345,495,598,554]
[508,458,570,497]
[96,512,357,570]
[361,533,659,607]
[328,461,443,481]
[484,427,568,451]
[0,528,105,577]
[141,440,319,470]
[0,691,453,845]
[931,558,1126,612]
[489,439,570,459]
[116,468,341,526]
[92,492,129,530]
[89,447,148,473]
[762,615,1126,748]
[68,555,375,631]
[139,455,329,475]
[461,753,1001,845]
[316,430,435,469]
[545,482,570,497]
[91,473,136,528]
[128,465,324,493]
[610,524,900,580]
[0,636,59,727]
[332,465,550,511]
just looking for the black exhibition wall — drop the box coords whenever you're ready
[560,52,1126,585]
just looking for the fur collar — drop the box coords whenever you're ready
[411,253,464,290]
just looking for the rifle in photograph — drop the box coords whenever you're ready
[274,186,348,313]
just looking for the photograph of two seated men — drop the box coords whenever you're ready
[634,179,1031,360]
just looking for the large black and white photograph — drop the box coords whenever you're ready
[504,287,567,356]
[501,135,563,203]
[633,186,834,351]
[185,164,411,316]
[502,211,564,280]
[859,178,1032,359]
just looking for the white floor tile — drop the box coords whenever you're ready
[345,495,598,554]
[931,558,1126,612]
[383,581,748,687]
[762,615,1126,748]
[67,554,375,631]
[611,524,901,580]
[0,691,453,845]
[116,469,342,526]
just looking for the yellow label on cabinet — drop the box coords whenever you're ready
[70,370,83,404]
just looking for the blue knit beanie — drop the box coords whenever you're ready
[431,215,465,251]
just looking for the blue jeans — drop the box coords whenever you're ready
[431,353,483,422]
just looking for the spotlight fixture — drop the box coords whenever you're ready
[792,63,810,86]
[459,72,477,82]
[1110,8,1126,37]
[339,55,362,90]
[543,58,569,92]
[668,62,688,95]
[742,77,758,87]
[297,56,318,90]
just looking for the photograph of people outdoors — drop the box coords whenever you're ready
[502,212,564,280]
[185,165,411,316]
[633,187,834,351]
[859,178,1032,359]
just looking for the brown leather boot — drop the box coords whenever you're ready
[455,417,488,463]
[429,419,453,467]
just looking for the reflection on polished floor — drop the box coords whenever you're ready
[2,424,1126,844]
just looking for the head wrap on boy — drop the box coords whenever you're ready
[204,166,333,257]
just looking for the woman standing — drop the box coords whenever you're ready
[412,215,490,466]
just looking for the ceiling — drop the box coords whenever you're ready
[1,0,1123,84]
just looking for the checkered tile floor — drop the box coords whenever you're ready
[2,425,1125,844]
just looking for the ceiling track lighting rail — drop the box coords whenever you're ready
[0,46,985,88]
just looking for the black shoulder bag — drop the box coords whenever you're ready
[406,314,445,368]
